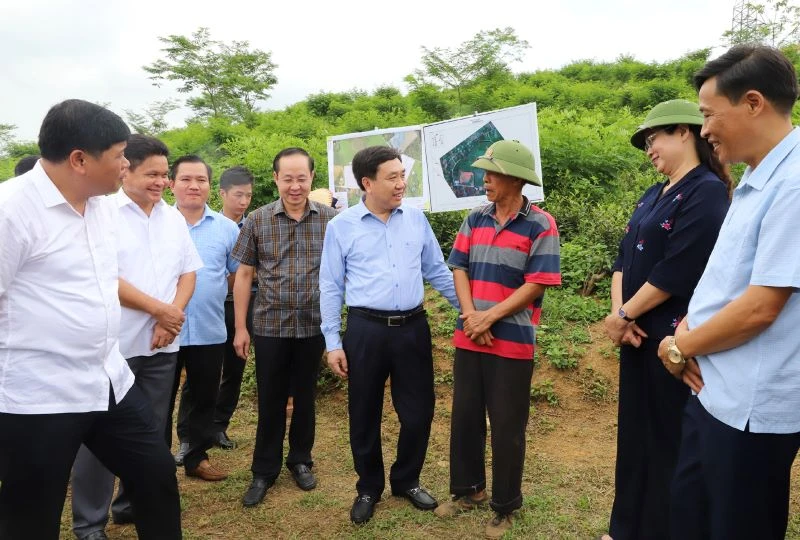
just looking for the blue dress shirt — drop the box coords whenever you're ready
[688,127,800,434]
[319,201,459,351]
[179,205,240,345]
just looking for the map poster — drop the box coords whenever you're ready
[423,103,543,213]
[327,126,427,211]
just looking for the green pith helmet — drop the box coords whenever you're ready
[471,139,541,186]
[630,99,704,150]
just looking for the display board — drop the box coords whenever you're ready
[326,126,427,210]
[423,103,542,212]
[326,104,542,213]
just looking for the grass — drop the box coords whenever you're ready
[55,287,800,539]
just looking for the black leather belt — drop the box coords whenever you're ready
[349,305,426,327]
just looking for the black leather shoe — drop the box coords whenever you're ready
[213,431,236,450]
[290,463,317,491]
[350,494,377,524]
[394,486,438,510]
[242,477,274,507]
[174,441,189,466]
[81,531,109,540]
[111,506,134,524]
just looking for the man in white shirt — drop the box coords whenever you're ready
[0,100,181,539]
[70,134,202,540]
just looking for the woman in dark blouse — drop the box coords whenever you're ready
[600,99,732,540]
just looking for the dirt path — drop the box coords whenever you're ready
[59,321,800,539]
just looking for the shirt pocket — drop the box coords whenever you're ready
[720,209,758,267]
[498,263,525,289]
[403,240,423,269]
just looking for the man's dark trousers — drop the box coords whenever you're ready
[251,334,323,480]
[344,308,434,498]
[72,352,178,538]
[0,384,181,540]
[213,296,254,434]
[670,395,800,540]
[167,344,224,470]
[449,348,533,515]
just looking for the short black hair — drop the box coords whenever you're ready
[351,146,401,190]
[14,155,39,176]
[125,134,169,172]
[219,166,254,190]
[693,44,799,115]
[170,155,212,180]
[272,147,314,174]
[38,99,130,162]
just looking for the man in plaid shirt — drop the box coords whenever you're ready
[231,147,336,508]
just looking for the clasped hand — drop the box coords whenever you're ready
[460,310,495,347]
[603,313,647,348]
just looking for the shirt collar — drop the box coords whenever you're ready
[739,127,800,191]
[31,162,70,209]
[116,188,167,211]
[480,196,531,219]
[174,203,215,223]
[271,197,319,219]
[355,198,404,221]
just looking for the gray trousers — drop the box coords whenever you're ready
[71,352,177,539]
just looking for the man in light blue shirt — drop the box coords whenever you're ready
[320,146,458,524]
[166,155,240,482]
[657,45,800,540]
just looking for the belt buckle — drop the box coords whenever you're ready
[386,315,403,327]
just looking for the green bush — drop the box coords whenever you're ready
[530,379,559,406]
[426,210,468,259]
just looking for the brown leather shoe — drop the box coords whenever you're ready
[186,459,228,481]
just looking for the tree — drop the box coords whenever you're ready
[124,100,180,136]
[144,28,278,120]
[409,27,530,108]
[0,124,16,157]
[724,0,800,46]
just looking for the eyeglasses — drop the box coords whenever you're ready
[644,130,666,151]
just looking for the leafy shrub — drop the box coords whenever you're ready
[542,288,609,324]
[426,209,468,259]
[530,379,559,406]
[559,240,615,294]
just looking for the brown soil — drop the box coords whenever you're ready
[59,320,800,539]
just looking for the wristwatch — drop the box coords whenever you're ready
[667,336,686,366]
[618,307,634,322]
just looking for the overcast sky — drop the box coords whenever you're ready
[0,0,734,140]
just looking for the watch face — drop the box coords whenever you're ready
[668,348,684,364]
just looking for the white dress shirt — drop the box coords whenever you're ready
[115,190,203,359]
[0,163,134,414]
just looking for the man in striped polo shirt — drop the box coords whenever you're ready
[436,140,561,539]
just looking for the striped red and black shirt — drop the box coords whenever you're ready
[447,198,561,360]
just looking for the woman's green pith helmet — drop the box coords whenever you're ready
[630,99,704,150]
